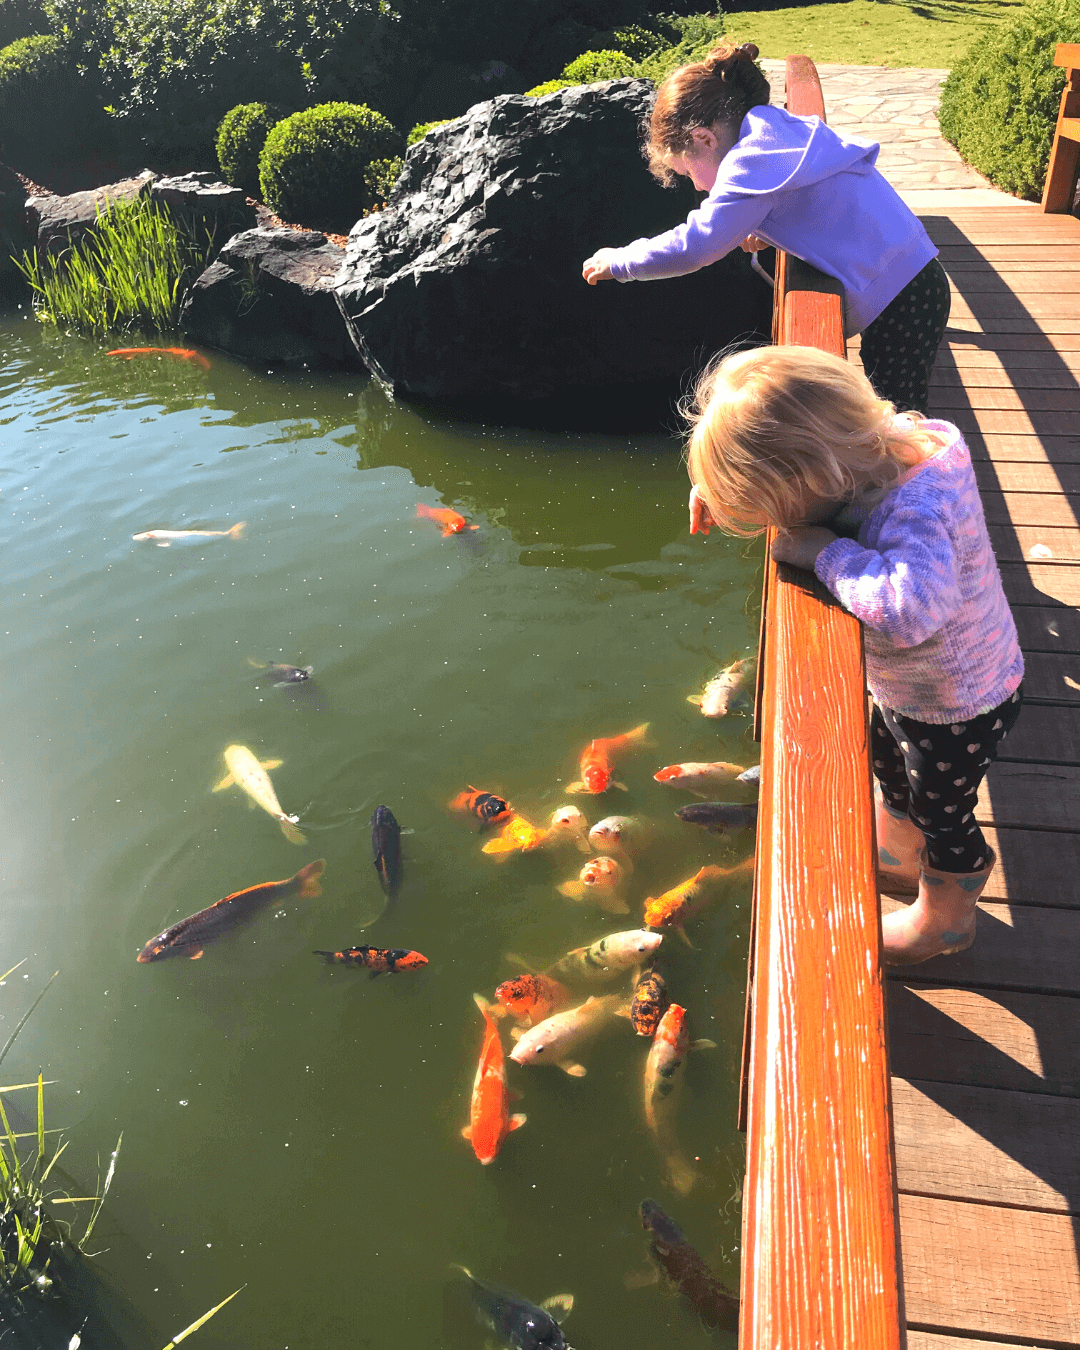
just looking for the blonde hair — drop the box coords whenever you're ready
[685,345,936,536]
[647,41,770,186]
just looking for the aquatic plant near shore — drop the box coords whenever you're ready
[15,196,210,339]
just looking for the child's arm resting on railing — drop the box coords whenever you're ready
[808,505,962,648]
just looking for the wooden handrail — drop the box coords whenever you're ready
[1042,44,1080,213]
[738,54,905,1350]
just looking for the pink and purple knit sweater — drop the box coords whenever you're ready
[813,420,1024,723]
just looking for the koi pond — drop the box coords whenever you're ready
[1,312,762,1349]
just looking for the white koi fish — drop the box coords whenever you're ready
[687,659,754,718]
[509,993,631,1077]
[133,522,245,547]
[213,743,305,844]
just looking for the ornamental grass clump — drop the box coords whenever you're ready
[258,101,402,234]
[938,0,1080,200]
[16,196,209,338]
[216,101,290,198]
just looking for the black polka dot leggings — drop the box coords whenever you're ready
[859,257,952,414]
[871,686,1024,872]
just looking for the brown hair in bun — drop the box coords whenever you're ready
[646,41,771,185]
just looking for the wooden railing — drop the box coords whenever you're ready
[1042,44,1080,214]
[738,54,906,1350]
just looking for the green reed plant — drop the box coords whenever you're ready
[15,196,210,339]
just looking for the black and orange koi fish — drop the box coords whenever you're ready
[314,946,428,976]
[137,860,324,962]
[449,785,514,831]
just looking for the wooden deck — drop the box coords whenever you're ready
[885,203,1080,1347]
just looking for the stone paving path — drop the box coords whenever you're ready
[760,59,1026,207]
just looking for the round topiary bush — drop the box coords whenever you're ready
[0,33,99,162]
[258,101,403,233]
[561,48,636,82]
[939,0,1080,201]
[217,102,290,198]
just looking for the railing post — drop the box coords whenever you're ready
[1042,44,1080,214]
[738,54,905,1350]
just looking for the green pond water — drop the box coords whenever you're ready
[0,313,763,1349]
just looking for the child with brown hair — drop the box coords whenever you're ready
[583,42,951,414]
[685,344,1023,965]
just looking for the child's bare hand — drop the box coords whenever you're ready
[770,525,837,570]
[582,249,618,285]
[740,234,768,253]
[689,485,716,536]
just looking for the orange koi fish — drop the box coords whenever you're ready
[314,946,428,976]
[450,785,514,831]
[108,346,211,370]
[494,973,572,1028]
[482,815,549,855]
[137,860,324,962]
[643,858,754,946]
[416,502,479,536]
[462,994,526,1165]
[568,722,652,794]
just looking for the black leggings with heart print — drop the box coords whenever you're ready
[871,686,1024,872]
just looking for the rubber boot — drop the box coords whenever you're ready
[881,850,995,966]
[876,795,925,896]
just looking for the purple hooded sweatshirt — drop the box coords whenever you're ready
[608,103,937,336]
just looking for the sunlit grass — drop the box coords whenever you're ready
[15,196,210,339]
[724,0,1026,67]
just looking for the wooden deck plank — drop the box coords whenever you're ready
[941,330,1080,352]
[900,1194,1080,1344]
[947,408,1080,436]
[999,560,1080,605]
[936,349,1080,370]
[1011,605,1080,652]
[946,268,1080,285]
[932,366,1080,389]
[888,983,1080,1095]
[931,387,1080,412]
[989,523,1080,561]
[995,701,1080,763]
[977,761,1080,829]
[949,317,1080,336]
[881,900,1080,994]
[939,247,1080,263]
[965,433,1080,464]
[892,1077,1080,1213]
[997,651,1080,702]
[908,1336,1046,1350]
[949,294,1080,321]
[980,825,1080,905]
[977,461,1080,493]
[981,492,1080,528]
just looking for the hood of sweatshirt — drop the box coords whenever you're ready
[717,103,879,198]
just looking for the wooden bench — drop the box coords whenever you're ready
[1042,43,1080,214]
[739,53,905,1350]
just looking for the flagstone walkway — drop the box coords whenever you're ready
[760,59,1027,208]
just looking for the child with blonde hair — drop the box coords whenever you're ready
[583,41,950,414]
[686,345,1023,964]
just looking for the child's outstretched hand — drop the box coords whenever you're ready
[770,526,837,570]
[582,249,619,285]
[689,485,716,536]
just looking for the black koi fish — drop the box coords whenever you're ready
[371,805,402,897]
[314,946,427,976]
[675,801,758,835]
[137,860,325,962]
[247,658,314,686]
[638,1199,739,1330]
[452,1266,573,1350]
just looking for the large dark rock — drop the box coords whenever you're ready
[148,171,256,246]
[180,226,361,369]
[334,79,774,407]
[25,170,157,255]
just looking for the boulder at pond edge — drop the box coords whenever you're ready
[333,79,774,406]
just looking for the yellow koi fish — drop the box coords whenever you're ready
[213,744,305,844]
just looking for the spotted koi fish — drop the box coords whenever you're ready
[631,969,670,1037]
[494,973,572,1028]
[314,945,427,976]
[644,1004,715,1195]
[138,860,324,962]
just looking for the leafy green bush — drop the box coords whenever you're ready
[0,33,102,161]
[635,12,727,82]
[362,155,403,210]
[609,22,667,60]
[407,119,452,145]
[15,194,210,336]
[0,0,45,48]
[259,101,403,233]
[938,0,1080,200]
[217,102,289,197]
[524,77,572,97]
[525,45,637,96]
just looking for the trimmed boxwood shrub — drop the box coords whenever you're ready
[0,33,100,160]
[407,119,452,145]
[939,0,1080,201]
[258,101,403,233]
[525,46,636,96]
[217,102,290,197]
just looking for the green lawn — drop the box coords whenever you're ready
[722,0,1025,67]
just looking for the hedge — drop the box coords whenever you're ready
[939,0,1080,201]
[217,102,290,198]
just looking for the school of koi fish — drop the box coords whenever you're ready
[130,503,757,1347]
